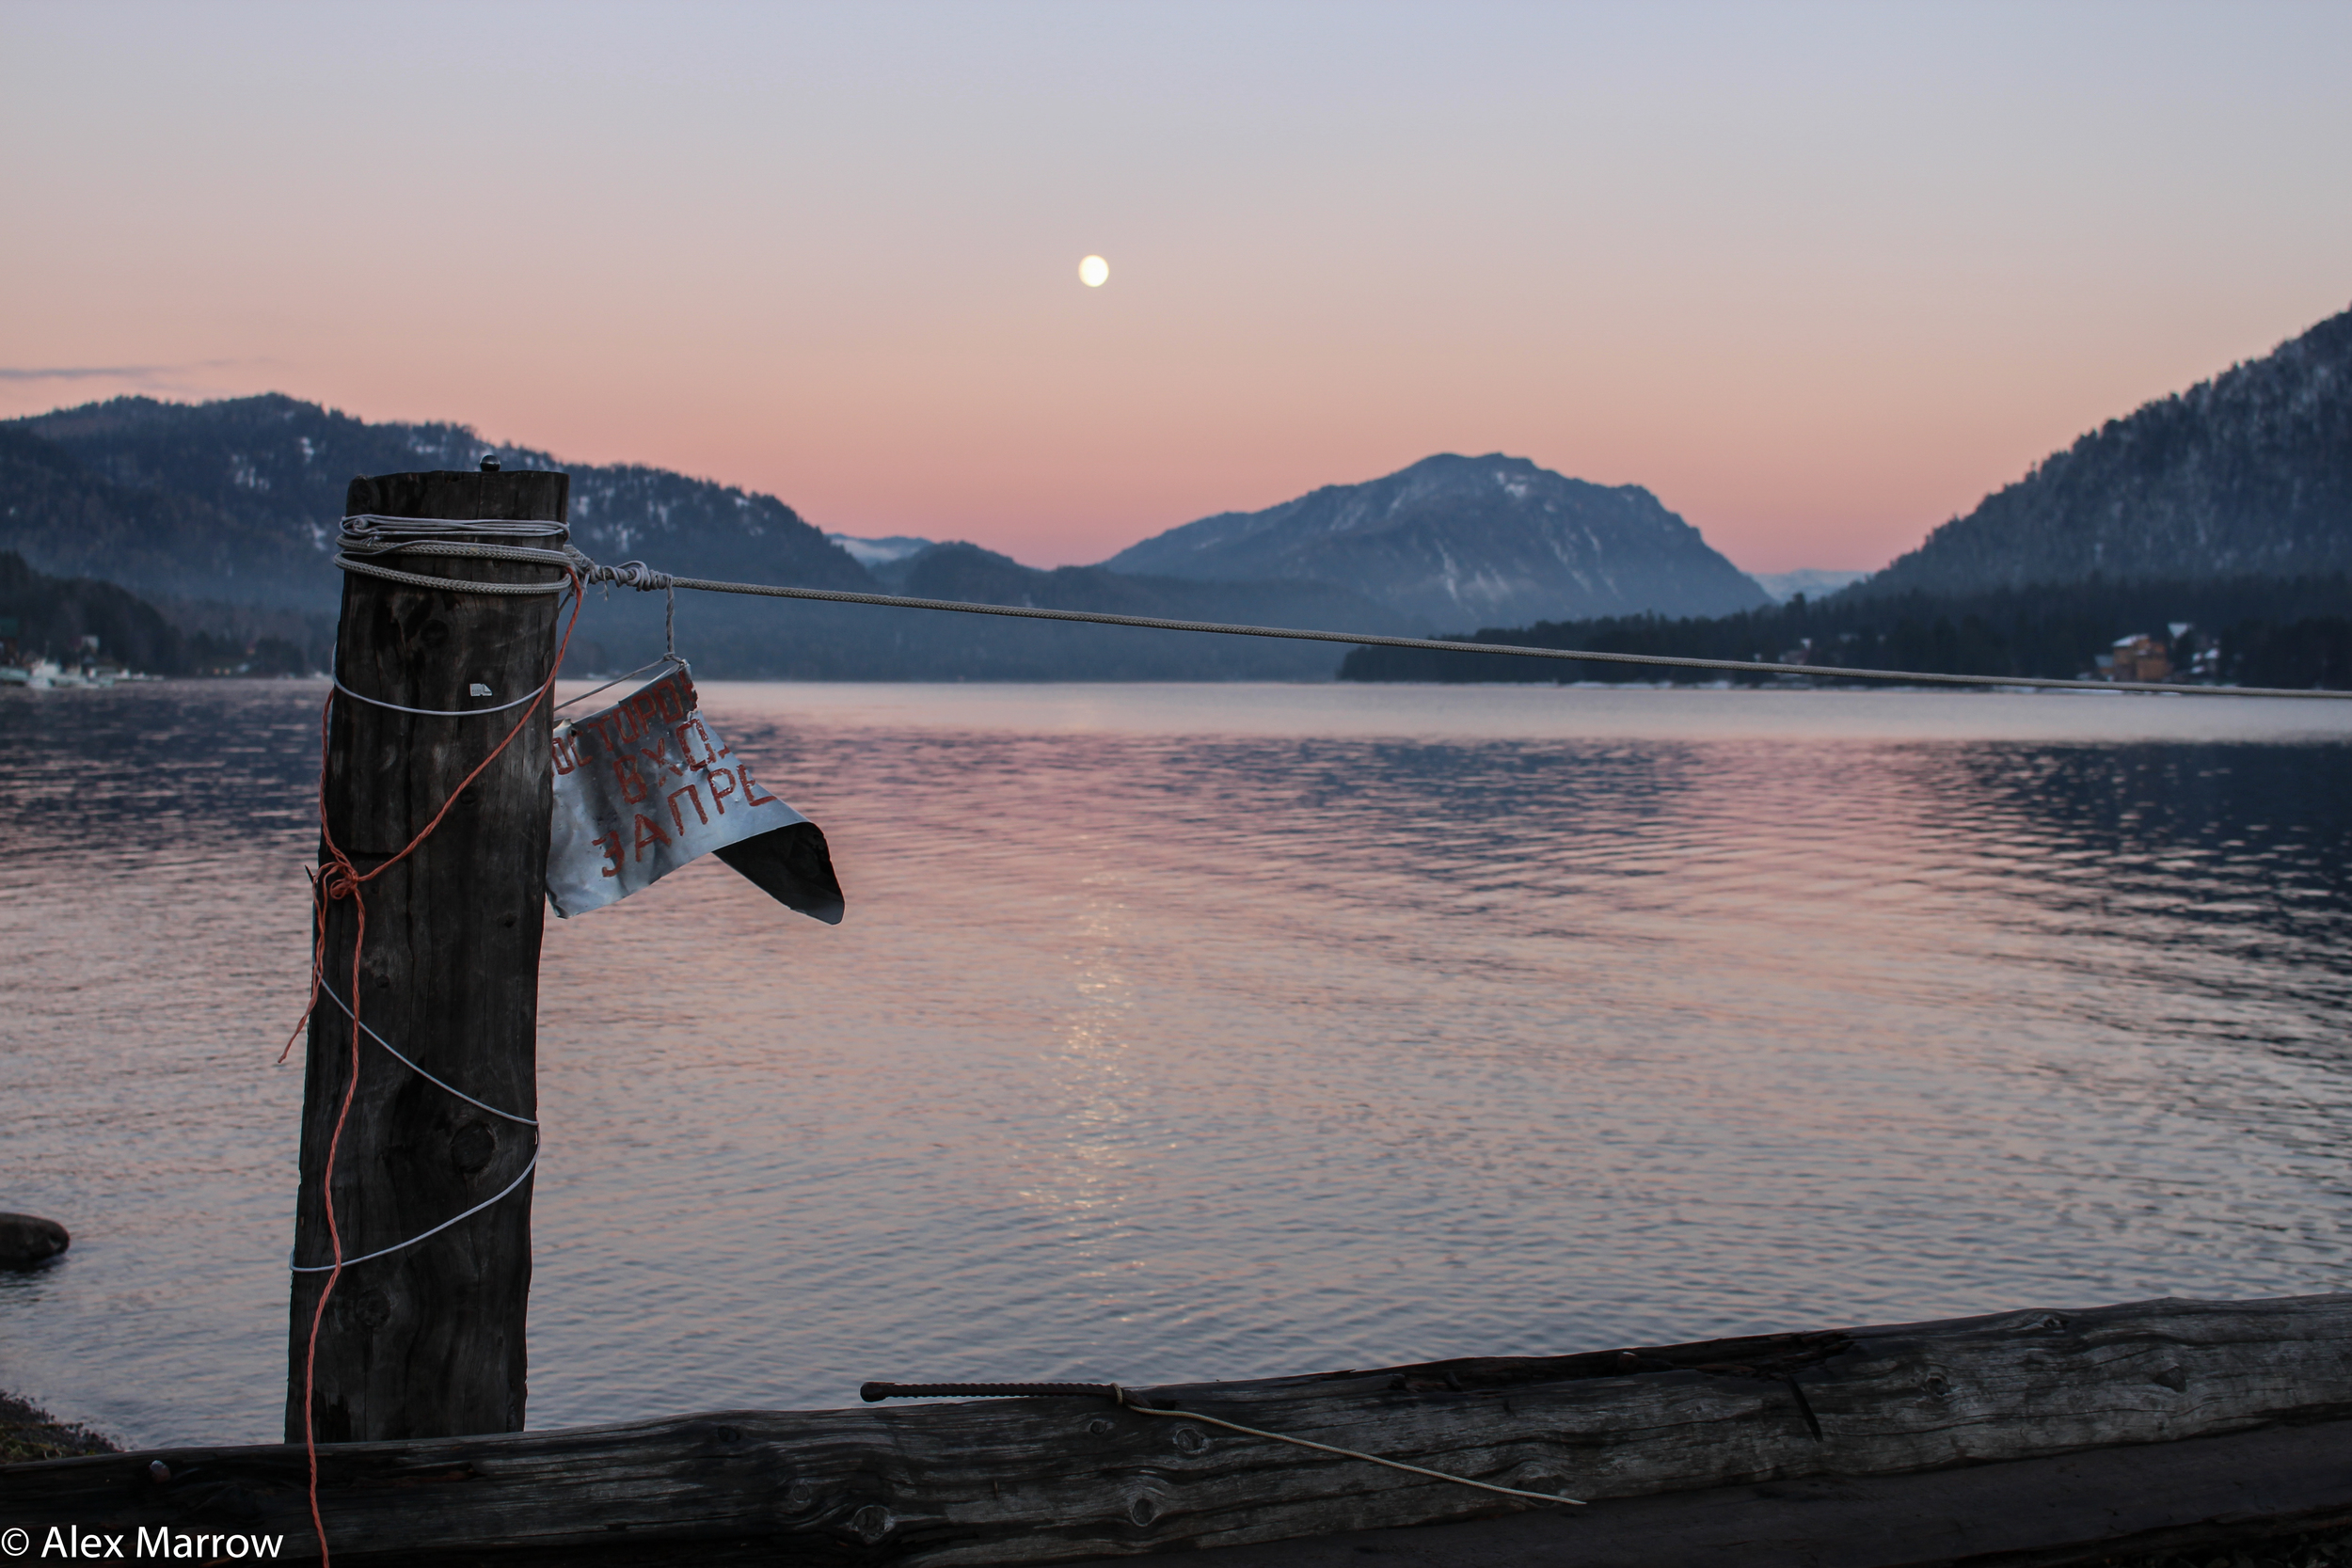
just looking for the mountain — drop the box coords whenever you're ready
[1339,572,2352,691]
[5,395,871,611]
[0,423,321,605]
[1751,567,1872,603]
[827,532,937,567]
[0,396,1403,680]
[0,550,191,673]
[826,541,1411,680]
[1102,453,1769,631]
[1858,304,2352,597]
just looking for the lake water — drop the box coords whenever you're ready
[4,679,2350,1449]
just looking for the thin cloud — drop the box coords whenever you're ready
[0,365,173,382]
[0,358,258,384]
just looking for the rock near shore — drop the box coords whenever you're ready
[0,1213,70,1270]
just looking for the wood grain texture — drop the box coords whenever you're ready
[1086,1417,2352,1568]
[9,1295,2348,1564]
[286,470,568,1443]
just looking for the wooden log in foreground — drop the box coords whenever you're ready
[1149,1418,2352,1568]
[8,1294,2351,1566]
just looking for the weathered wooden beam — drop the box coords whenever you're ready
[1112,1417,2352,1568]
[288,468,568,1443]
[9,1295,2350,1564]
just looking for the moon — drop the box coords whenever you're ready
[1078,254,1109,288]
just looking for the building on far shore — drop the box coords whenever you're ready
[2098,633,2172,683]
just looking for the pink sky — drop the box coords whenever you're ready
[5,2,2348,572]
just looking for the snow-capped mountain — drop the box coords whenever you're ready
[1102,453,1768,632]
[826,532,937,568]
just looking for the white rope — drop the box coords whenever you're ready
[320,514,2349,698]
[293,948,540,1274]
[597,571,2350,702]
[330,674,549,718]
[342,515,567,541]
[576,556,673,591]
[333,554,572,595]
[308,975,538,1127]
[358,540,578,568]
[332,514,575,595]
[555,654,687,714]
[289,1148,539,1273]
[1115,1394,1586,1506]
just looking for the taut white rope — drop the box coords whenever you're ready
[287,977,539,1273]
[860,1382,1584,1507]
[308,975,539,1127]
[289,1149,539,1273]
[330,675,550,718]
[554,654,687,714]
[598,571,2352,702]
[1113,1393,1586,1506]
[323,512,2346,699]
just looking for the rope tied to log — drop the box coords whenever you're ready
[290,530,582,1568]
[858,1382,1587,1507]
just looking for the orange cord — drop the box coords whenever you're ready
[282,571,580,1566]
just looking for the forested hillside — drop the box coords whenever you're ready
[1860,306,2352,595]
[1340,575,2352,691]
[5,395,871,610]
[0,396,1383,679]
[0,550,321,675]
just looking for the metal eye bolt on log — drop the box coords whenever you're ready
[288,457,567,1443]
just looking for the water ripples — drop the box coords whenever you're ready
[2,680,2347,1447]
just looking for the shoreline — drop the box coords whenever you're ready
[0,1389,118,1463]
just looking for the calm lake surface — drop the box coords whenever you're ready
[4,679,2350,1448]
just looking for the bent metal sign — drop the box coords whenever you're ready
[546,666,843,923]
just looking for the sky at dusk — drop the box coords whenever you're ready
[5,0,2349,573]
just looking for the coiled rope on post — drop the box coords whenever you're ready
[333,514,579,595]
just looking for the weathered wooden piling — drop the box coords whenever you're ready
[285,467,569,1442]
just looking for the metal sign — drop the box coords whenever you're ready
[547,666,844,923]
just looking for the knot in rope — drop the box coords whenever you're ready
[314,853,363,908]
[573,552,675,592]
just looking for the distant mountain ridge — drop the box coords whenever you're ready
[1104,452,1768,630]
[6,395,870,610]
[0,396,1400,679]
[1857,304,2352,597]
[827,532,936,567]
[1751,568,1873,603]
[836,541,1410,680]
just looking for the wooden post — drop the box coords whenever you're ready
[286,467,569,1442]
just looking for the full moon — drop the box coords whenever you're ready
[1078,254,1109,288]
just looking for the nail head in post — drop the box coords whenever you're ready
[480,453,501,472]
